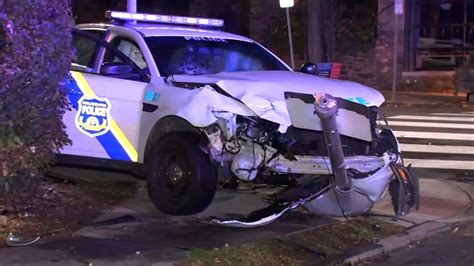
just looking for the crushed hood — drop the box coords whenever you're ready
[171,71,384,127]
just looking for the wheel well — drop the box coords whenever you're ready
[144,116,205,164]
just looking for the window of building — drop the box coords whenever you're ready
[407,0,474,70]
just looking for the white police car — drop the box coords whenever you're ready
[63,11,418,224]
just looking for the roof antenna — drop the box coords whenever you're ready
[127,0,137,25]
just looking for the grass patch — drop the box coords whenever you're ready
[178,218,404,265]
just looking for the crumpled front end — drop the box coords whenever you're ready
[197,88,419,227]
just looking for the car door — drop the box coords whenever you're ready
[61,29,149,163]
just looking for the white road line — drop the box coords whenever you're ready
[388,115,474,122]
[383,121,474,129]
[430,113,474,117]
[404,159,474,170]
[400,144,474,154]
[394,131,474,141]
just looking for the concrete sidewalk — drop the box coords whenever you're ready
[0,177,471,265]
[372,179,472,224]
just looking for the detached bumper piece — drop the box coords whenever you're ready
[204,185,331,228]
[389,162,420,216]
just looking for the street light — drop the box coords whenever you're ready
[280,0,295,69]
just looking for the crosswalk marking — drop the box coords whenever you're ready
[394,131,474,141]
[388,115,474,122]
[385,121,474,129]
[430,113,474,117]
[387,111,474,172]
[400,144,474,154]
[404,159,474,171]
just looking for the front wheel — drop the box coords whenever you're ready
[145,133,217,216]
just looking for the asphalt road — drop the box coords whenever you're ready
[368,221,474,266]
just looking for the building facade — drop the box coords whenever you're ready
[371,0,473,90]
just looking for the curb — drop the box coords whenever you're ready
[343,221,452,264]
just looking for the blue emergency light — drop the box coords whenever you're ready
[105,11,224,27]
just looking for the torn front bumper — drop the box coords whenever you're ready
[208,92,419,228]
[303,153,420,217]
[208,152,419,228]
[389,162,420,216]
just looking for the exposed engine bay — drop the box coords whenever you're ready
[199,92,419,227]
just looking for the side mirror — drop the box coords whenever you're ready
[300,63,317,75]
[101,62,143,81]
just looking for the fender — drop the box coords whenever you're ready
[143,115,203,164]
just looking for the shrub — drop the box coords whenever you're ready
[0,0,73,180]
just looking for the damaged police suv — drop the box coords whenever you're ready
[63,11,419,227]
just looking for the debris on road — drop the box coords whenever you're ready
[90,215,136,227]
[5,232,40,247]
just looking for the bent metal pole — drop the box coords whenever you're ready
[313,93,351,191]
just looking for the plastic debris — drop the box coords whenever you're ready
[90,215,136,227]
[22,212,34,218]
[371,223,381,231]
[5,232,41,247]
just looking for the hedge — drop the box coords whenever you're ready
[0,0,73,179]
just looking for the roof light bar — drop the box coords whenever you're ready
[106,11,224,27]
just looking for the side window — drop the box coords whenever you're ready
[71,30,147,82]
[72,34,96,71]
[72,30,105,72]
[106,37,148,70]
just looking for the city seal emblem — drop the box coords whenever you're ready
[76,96,112,137]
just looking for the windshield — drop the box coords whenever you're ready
[145,36,289,76]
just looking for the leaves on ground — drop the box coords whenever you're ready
[0,176,137,248]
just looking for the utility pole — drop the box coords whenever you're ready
[462,0,467,66]
[280,0,295,69]
[127,0,137,24]
[127,0,137,13]
[392,0,404,103]
[286,8,295,69]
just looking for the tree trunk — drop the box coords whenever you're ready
[322,0,335,61]
[306,0,324,63]
[240,0,251,36]
[306,0,336,63]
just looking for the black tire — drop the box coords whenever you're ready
[145,133,217,215]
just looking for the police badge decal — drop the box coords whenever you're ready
[75,96,112,137]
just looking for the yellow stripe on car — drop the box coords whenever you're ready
[70,71,139,162]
